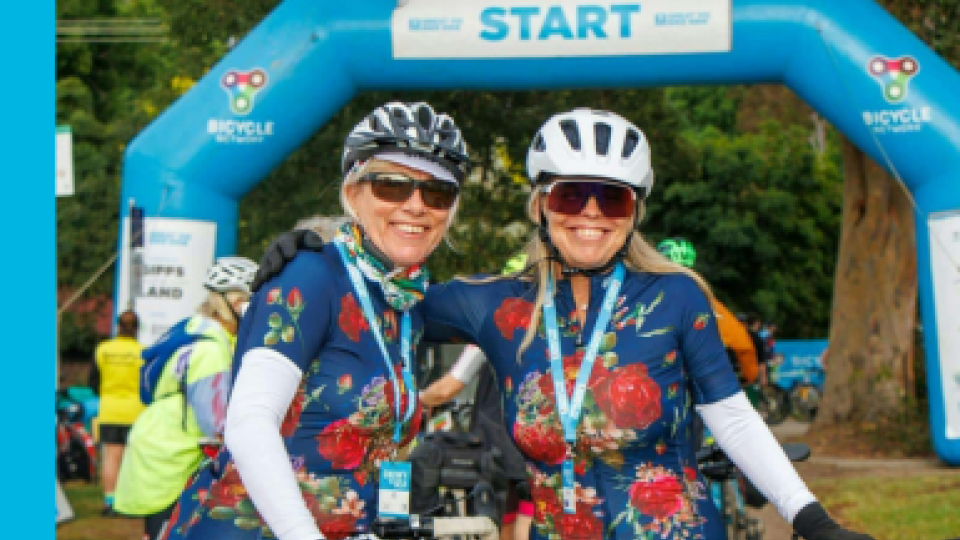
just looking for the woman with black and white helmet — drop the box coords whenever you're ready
[161,102,470,540]
[113,256,258,540]
[420,108,873,540]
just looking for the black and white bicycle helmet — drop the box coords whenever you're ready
[342,101,470,182]
[526,108,655,197]
[203,256,258,295]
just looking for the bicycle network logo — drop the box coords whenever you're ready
[207,67,275,144]
[862,54,931,135]
[867,56,919,103]
[221,68,267,115]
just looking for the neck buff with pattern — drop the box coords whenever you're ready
[334,222,430,311]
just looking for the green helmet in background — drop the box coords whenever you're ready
[502,252,528,275]
[657,238,697,268]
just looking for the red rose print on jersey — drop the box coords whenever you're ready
[338,293,369,341]
[557,508,603,540]
[513,421,567,465]
[317,419,371,469]
[494,297,534,340]
[628,471,684,519]
[596,363,661,430]
[280,387,306,437]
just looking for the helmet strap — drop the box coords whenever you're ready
[219,291,243,327]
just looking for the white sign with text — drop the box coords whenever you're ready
[117,217,217,345]
[929,210,960,439]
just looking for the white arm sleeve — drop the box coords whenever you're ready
[449,345,484,383]
[224,347,322,540]
[696,392,816,522]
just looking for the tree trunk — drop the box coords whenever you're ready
[814,138,916,427]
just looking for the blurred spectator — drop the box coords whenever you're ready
[89,309,144,516]
[113,257,256,540]
[745,313,769,386]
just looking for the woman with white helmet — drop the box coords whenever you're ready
[113,256,258,540]
[161,102,470,540]
[419,108,872,540]
[248,108,874,540]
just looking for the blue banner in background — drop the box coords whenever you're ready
[774,339,829,367]
[772,339,828,392]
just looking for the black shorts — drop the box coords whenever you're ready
[99,423,132,444]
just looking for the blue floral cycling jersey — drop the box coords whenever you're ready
[163,248,424,540]
[421,270,741,540]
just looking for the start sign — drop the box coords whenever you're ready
[392,0,731,59]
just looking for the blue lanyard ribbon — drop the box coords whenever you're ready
[543,263,625,443]
[335,240,416,443]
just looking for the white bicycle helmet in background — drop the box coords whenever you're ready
[342,101,471,182]
[203,256,258,295]
[526,107,655,197]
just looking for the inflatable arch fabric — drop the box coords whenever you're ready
[115,0,960,464]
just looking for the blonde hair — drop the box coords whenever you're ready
[198,289,250,323]
[472,189,715,360]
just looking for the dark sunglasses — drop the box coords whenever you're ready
[359,172,460,210]
[543,180,636,218]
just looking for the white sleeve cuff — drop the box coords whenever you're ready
[696,392,817,522]
[224,347,323,540]
[449,345,484,383]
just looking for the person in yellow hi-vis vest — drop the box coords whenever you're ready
[114,257,257,540]
[89,309,145,516]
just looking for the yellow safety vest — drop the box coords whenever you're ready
[94,336,145,425]
[113,315,235,515]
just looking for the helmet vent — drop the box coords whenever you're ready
[369,113,383,133]
[416,106,434,131]
[594,122,612,156]
[623,129,640,158]
[559,119,581,151]
[532,133,546,152]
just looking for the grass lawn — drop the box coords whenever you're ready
[57,481,143,540]
[810,472,960,540]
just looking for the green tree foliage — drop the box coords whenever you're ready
[56,0,960,352]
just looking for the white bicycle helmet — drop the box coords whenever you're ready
[203,256,258,295]
[342,101,470,182]
[526,108,655,197]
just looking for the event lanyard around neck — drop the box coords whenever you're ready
[335,240,415,443]
[543,262,625,444]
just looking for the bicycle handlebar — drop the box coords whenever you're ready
[372,516,499,540]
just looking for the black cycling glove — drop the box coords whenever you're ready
[251,230,326,292]
[792,502,875,540]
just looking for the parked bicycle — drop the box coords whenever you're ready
[761,353,826,424]
[55,389,98,482]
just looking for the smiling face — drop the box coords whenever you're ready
[536,178,635,270]
[345,159,454,267]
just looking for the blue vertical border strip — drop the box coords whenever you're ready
[4,0,53,536]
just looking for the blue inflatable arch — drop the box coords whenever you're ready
[117,0,960,464]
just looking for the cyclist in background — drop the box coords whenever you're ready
[113,256,257,540]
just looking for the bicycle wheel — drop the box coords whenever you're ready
[789,384,821,422]
[758,386,789,425]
